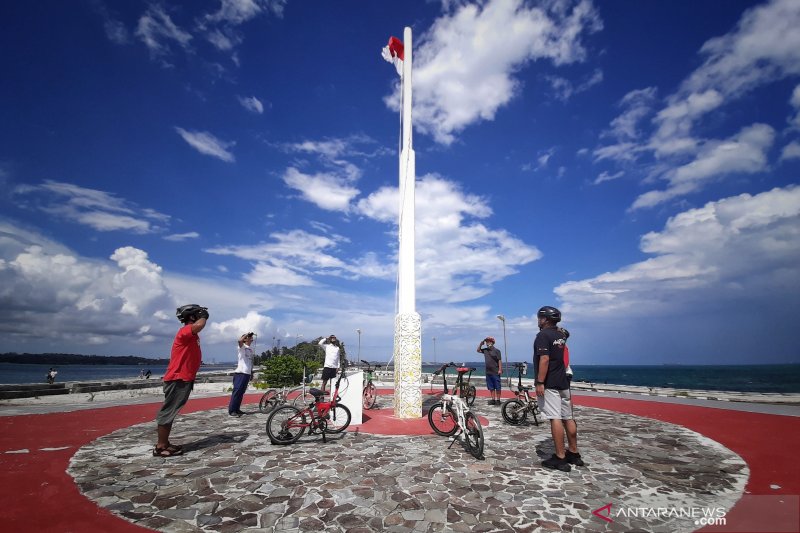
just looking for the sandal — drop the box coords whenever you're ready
[153,445,183,457]
[165,444,183,453]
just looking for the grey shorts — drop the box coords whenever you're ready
[538,388,573,420]
[156,380,193,426]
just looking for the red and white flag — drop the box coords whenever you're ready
[381,36,404,76]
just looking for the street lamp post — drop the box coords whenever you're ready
[496,315,509,387]
[356,329,362,365]
[432,337,437,364]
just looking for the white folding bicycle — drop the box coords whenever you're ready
[427,363,484,459]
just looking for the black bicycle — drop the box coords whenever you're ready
[501,362,540,425]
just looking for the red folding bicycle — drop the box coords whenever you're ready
[266,368,351,444]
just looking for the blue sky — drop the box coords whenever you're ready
[1,0,799,365]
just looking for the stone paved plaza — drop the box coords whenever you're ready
[68,394,748,532]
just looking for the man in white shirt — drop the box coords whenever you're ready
[318,334,341,394]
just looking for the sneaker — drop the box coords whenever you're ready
[488,400,496,406]
[236,411,247,416]
[565,450,585,466]
[542,454,571,472]
[229,412,242,417]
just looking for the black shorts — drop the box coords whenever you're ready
[156,380,193,425]
[322,367,337,380]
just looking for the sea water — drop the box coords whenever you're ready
[2,361,799,393]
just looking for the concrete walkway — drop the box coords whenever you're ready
[1,388,798,532]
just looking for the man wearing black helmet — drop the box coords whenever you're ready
[153,304,208,457]
[534,305,583,472]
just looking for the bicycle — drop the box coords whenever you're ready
[427,362,484,459]
[501,362,541,426]
[258,371,315,414]
[266,368,352,444]
[362,362,378,410]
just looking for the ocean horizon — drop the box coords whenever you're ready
[1,361,798,394]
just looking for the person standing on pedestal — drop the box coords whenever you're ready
[318,334,341,395]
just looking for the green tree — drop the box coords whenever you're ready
[258,355,304,387]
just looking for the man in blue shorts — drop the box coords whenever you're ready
[534,306,584,472]
[477,336,503,405]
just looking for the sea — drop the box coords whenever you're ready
[2,361,799,394]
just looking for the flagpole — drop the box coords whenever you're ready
[393,26,422,419]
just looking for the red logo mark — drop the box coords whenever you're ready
[592,503,613,523]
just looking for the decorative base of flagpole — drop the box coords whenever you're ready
[393,311,422,419]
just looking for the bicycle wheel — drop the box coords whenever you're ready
[259,389,278,413]
[464,385,476,407]
[501,399,528,425]
[266,405,306,444]
[464,411,484,459]
[362,382,377,410]
[325,404,351,433]
[427,403,458,436]
[291,390,316,408]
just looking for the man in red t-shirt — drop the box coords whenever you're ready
[153,304,208,457]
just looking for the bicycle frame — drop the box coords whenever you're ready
[428,363,484,458]
[267,367,351,444]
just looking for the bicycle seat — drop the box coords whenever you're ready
[520,386,533,392]
[456,367,471,373]
[308,388,325,399]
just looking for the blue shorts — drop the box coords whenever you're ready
[485,374,501,391]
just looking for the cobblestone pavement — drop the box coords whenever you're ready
[68,394,748,533]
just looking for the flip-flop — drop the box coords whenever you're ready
[153,446,183,457]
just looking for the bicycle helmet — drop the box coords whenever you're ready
[537,306,561,323]
[484,337,496,344]
[176,304,208,324]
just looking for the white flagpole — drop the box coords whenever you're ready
[393,26,422,418]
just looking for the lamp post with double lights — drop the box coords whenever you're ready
[496,315,509,387]
[356,329,362,365]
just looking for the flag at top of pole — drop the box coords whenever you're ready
[381,36,404,76]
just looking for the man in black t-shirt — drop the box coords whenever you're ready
[533,306,584,472]
[477,336,503,405]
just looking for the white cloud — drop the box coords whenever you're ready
[546,68,603,101]
[780,140,800,161]
[238,95,264,114]
[135,5,192,57]
[790,84,800,129]
[593,170,624,185]
[387,0,602,144]
[556,185,800,317]
[203,0,285,25]
[632,123,775,209]
[282,167,360,212]
[164,232,200,242]
[13,180,169,234]
[357,174,542,303]
[175,127,236,162]
[209,311,273,343]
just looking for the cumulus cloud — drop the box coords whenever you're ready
[632,123,775,209]
[13,180,169,234]
[593,170,624,185]
[357,174,542,303]
[780,140,800,161]
[556,185,800,317]
[387,0,602,144]
[590,0,800,207]
[175,127,236,162]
